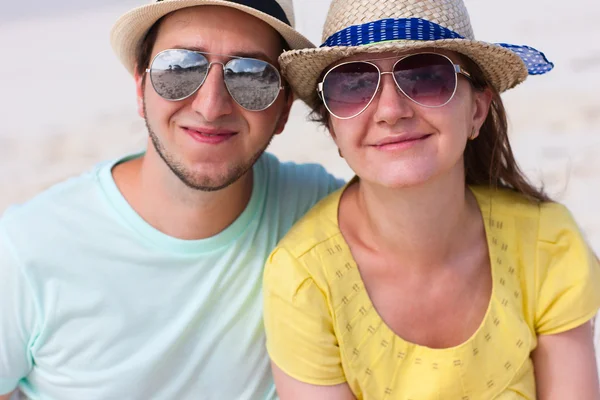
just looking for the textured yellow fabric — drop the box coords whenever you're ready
[263,186,600,400]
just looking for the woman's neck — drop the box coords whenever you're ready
[344,170,482,271]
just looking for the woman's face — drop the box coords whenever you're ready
[325,50,492,189]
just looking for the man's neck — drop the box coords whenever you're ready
[112,152,254,241]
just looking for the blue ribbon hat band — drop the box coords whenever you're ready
[321,18,554,76]
[495,43,554,75]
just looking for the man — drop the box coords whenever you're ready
[0,1,342,399]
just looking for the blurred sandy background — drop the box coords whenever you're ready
[0,0,599,382]
[1,0,598,239]
[1,0,599,241]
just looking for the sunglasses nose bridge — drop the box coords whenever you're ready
[205,61,226,75]
[192,61,236,115]
[201,61,230,91]
[377,70,404,98]
[379,70,397,90]
[371,70,418,118]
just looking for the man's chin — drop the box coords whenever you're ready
[145,119,272,193]
[181,172,246,192]
[166,158,255,192]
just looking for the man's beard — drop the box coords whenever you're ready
[143,102,277,192]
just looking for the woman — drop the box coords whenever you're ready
[262,0,600,399]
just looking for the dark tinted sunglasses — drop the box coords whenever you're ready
[317,52,473,119]
[146,49,284,111]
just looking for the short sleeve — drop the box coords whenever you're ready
[535,203,600,335]
[0,228,37,394]
[263,247,346,386]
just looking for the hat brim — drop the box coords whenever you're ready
[110,0,316,75]
[279,39,529,109]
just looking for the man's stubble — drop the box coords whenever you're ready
[143,98,279,192]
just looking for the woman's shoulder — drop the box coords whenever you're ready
[275,186,346,259]
[471,186,599,335]
[470,185,590,256]
[265,186,352,295]
[470,185,574,227]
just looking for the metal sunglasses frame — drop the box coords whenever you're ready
[317,52,473,120]
[146,49,285,112]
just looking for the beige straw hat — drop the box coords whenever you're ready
[280,0,554,108]
[111,0,315,75]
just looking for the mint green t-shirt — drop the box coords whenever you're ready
[0,152,344,400]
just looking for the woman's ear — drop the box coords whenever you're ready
[327,117,342,152]
[322,105,337,141]
[472,87,493,132]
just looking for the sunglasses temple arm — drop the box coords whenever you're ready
[455,64,472,81]
[316,82,324,99]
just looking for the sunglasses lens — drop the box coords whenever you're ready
[322,62,380,118]
[224,59,281,111]
[149,50,209,100]
[393,54,457,107]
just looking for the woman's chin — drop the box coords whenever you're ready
[362,172,437,189]
[352,162,439,189]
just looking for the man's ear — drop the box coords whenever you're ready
[134,69,146,119]
[274,90,294,136]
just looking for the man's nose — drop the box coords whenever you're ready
[190,62,234,121]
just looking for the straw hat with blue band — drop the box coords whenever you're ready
[110,0,315,76]
[279,0,554,109]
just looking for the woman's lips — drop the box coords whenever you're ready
[372,134,432,151]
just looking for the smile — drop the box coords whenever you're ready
[371,134,432,150]
[182,126,239,145]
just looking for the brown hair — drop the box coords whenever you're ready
[135,17,164,86]
[460,56,550,202]
[311,55,551,203]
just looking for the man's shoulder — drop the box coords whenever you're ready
[249,153,345,241]
[0,160,111,236]
[260,152,329,178]
[258,152,344,192]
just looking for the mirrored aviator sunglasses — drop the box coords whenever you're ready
[317,52,473,119]
[146,49,284,111]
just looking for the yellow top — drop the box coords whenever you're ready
[263,185,600,400]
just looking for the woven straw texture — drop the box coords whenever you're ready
[111,0,315,75]
[280,0,529,108]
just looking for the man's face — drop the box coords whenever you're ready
[135,6,292,191]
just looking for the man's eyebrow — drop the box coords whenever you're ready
[235,51,278,65]
[170,46,277,65]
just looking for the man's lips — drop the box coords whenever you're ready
[182,126,238,144]
[183,126,238,136]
